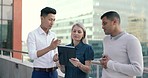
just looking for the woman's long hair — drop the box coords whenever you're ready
[71,22,87,46]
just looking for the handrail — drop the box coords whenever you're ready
[0,48,29,62]
[0,48,28,54]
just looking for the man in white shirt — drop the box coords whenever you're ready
[99,11,143,78]
[27,7,61,78]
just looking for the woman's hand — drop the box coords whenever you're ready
[69,58,80,67]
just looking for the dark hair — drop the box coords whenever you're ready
[101,11,120,23]
[40,7,56,17]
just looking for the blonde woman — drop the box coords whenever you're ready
[60,22,94,78]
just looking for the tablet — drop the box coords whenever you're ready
[58,45,76,66]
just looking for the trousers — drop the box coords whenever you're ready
[32,69,58,78]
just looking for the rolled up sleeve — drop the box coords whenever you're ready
[27,32,38,60]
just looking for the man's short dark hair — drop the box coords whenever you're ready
[101,11,120,23]
[40,7,56,17]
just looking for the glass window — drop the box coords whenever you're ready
[0,20,12,49]
[1,20,8,42]
[3,0,12,5]
[0,6,1,19]
[3,6,12,20]
[0,20,7,48]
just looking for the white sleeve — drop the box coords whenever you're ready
[27,32,38,60]
[51,47,58,59]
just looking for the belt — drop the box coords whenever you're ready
[33,67,58,72]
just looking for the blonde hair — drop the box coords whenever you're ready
[71,22,87,45]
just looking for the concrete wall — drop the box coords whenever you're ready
[0,56,64,78]
[0,56,32,78]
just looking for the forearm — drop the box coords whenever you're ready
[37,46,52,57]
[107,60,143,76]
[77,62,91,73]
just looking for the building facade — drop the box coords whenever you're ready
[0,0,22,59]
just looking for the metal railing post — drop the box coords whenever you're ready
[97,65,99,78]
[1,50,3,56]
[10,51,12,59]
[22,54,24,63]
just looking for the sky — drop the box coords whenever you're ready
[22,0,92,41]
[22,0,51,41]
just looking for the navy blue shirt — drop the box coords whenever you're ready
[65,41,94,78]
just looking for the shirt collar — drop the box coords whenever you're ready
[111,31,125,40]
[37,26,51,35]
[75,41,84,49]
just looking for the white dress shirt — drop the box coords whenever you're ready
[27,26,58,68]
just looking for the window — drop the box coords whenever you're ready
[0,0,13,50]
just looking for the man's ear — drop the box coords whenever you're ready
[113,18,119,24]
[41,16,44,20]
[112,18,117,25]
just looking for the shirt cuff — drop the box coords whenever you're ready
[107,60,113,69]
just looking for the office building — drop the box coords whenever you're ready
[0,0,22,59]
